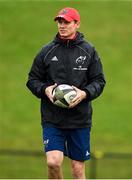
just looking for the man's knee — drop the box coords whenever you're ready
[47,158,61,170]
[46,150,63,170]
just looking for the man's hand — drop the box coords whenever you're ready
[45,83,57,103]
[69,86,87,108]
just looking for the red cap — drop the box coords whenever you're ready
[54,7,80,22]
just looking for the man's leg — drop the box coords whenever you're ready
[46,150,64,179]
[66,128,91,179]
[71,160,86,179]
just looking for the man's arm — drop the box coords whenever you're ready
[69,47,106,108]
[26,50,50,98]
[83,48,106,101]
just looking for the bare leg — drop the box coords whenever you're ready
[46,150,64,179]
[71,160,86,179]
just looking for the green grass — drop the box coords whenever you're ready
[0,0,132,179]
[0,154,131,179]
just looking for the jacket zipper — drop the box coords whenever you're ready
[64,43,72,84]
[67,40,70,47]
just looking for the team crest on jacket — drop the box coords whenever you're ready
[76,56,86,65]
[73,56,87,71]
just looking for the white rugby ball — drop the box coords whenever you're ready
[52,84,77,108]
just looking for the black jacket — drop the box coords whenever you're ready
[26,32,106,128]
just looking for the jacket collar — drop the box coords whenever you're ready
[53,31,84,46]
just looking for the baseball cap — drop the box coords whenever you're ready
[54,7,80,22]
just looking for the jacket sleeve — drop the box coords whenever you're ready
[83,48,106,101]
[26,49,50,98]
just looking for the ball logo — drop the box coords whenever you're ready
[69,94,75,101]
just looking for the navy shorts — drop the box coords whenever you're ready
[42,126,91,161]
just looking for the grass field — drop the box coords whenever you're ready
[0,0,132,179]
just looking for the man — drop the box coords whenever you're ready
[26,7,106,179]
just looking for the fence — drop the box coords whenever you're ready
[0,149,132,179]
[90,151,132,178]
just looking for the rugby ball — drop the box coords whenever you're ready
[52,84,77,108]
